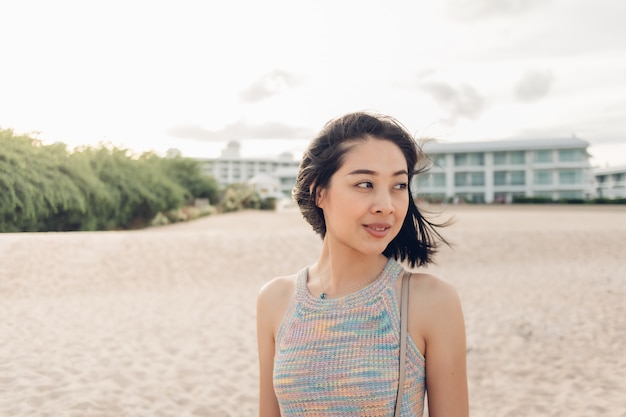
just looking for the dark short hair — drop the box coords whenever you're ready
[293,111,448,267]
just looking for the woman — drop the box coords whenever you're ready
[257,112,468,416]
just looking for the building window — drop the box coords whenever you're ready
[534,150,553,163]
[534,170,553,185]
[418,172,446,188]
[433,173,446,187]
[470,172,484,186]
[558,149,583,162]
[455,153,484,166]
[559,170,581,184]
[454,172,468,186]
[431,154,447,167]
[494,171,525,186]
[510,151,525,165]
[494,171,506,186]
[455,172,483,186]
[469,153,485,166]
[510,171,526,185]
[494,152,506,165]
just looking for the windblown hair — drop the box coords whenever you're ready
[293,111,448,268]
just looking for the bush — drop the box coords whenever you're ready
[0,129,221,232]
[219,184,261,213]
[260,197,277,211]
[512,196,554,204]
[592,197,626,204]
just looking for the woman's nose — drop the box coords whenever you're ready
[372,190,394,214]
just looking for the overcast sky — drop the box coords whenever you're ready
[2,0,625,167]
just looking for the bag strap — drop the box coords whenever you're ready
[395,270,411,417]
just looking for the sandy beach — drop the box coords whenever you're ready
[1,205,625,417]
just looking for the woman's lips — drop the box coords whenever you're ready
[363,223,391,238]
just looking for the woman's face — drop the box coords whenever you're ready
[317,136,410,257]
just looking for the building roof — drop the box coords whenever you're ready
[593,165,626,175]
[421,137,590,153]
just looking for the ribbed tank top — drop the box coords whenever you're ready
[274,258,426,416]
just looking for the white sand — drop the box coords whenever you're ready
[1,205,625,416]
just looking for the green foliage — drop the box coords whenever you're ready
[512,196,626,205]
[219,184,261,213]
[512,196,554,204]
[590,197,626,204]
[161,155,220,204]
[0,129,220,232]
[260,196,277,211]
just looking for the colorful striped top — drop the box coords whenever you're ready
[274,258,426,416]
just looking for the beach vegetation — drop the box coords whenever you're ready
[219,183,262,213]
[0,129,220,232]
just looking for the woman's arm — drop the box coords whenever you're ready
[410,274,469,417]
[256,277,294,417]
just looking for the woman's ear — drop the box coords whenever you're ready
[311,184,326,208]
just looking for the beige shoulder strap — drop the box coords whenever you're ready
[395,271,411,417]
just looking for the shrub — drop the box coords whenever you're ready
[0,129,221,231]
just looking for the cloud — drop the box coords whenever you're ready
[514,69,555,102]
[420,82,486,125]
[239,70,300,103]
[167,120,313,141]
[447,0,550,20]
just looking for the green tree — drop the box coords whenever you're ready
[1,129,221,232]
[161,156,220,204]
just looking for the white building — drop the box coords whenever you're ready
[416,138,595,203]
[594,165,626,199]
[196,141,300,199]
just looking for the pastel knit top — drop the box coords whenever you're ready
[274,258,426,416]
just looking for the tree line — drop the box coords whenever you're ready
[0,128,240,232]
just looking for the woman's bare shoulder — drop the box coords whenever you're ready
[258,274,298,302]
[409,272,460,301]
[257,273,300,327]
[407,272,464,322]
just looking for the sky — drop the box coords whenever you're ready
[1,0,625,167]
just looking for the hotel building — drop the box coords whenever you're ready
[415,138,595,203]
[594,165,626,199]
[196,141,300,199]
[196,138,622,204]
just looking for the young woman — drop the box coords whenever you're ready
[257,112,468,416]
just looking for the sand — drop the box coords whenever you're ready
[1,205,625,417]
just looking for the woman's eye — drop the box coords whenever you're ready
[394,183,408,190]
[356,181,373,189]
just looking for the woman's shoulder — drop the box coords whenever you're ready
[406,271,463,322]
[405,271,465,356]
[258,273,299,303]
[408,272,460,302]
[256,272,300,327]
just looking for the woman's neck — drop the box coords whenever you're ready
[310,238,389,297]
